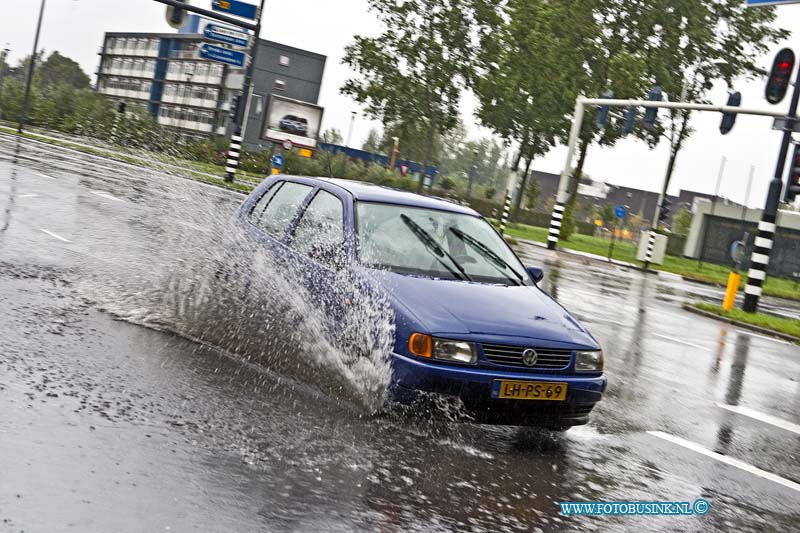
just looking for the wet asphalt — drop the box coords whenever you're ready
[1,134,799,533]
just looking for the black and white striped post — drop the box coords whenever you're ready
[498,191,513,235]
[547,97,585,250]
[743,217,775,310]
[224,134,243,180]
[223,0,265,183]
[547,202,565,248]
[744,51,800,313]
[643,229,657,266]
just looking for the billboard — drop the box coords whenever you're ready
[261,94,324,149]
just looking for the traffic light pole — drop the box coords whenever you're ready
[224,0,265,183]
[546,96,786,256]
[742,65,800,313]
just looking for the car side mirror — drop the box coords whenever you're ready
[526,266,544,283]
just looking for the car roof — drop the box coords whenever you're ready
[286,176,480,216]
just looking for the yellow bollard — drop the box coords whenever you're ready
[722,272,741,311]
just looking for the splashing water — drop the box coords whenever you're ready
[79,177,395,412]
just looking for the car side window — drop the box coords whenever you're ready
[257,182,313,237]
[290,190,345,266]
[249,181,283,226]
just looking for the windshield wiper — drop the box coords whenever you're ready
[400,214,472,282]
[448,227,524,286]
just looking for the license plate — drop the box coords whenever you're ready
[492,380,568,401]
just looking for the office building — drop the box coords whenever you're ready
[96,17,325,149]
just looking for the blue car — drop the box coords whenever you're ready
[236,175,606,429]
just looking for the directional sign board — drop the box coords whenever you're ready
[204,24,249,48]
[198,43,246,68]
[746,0,800,5]
[271,154,284,168]
[212,0,258,20]
[614,205,627,219]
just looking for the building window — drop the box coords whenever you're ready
[279,55,290,67]
[274,79,286,91]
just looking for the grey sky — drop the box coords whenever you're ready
[4,0,800,206]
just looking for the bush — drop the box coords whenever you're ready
[439,176,456,190]
[484,187,497,200]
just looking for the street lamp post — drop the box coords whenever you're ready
[18,0,46,134]
[346,111,356,147]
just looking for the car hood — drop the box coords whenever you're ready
[365,270,598,348]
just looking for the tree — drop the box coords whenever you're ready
[341,0,496,191]
[635,2,788,210]
[672,206,693,236]
[37,51,90,89]
[320,128,344,144]
[524,177,541,210]
[362,128,382,153]
[474,0,595,214]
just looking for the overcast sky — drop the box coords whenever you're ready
[4,0,800,206]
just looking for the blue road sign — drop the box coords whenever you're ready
[212,0,258,20]
[614,204,627,219]
[199,43,246,67]
[271,154,284,168]
[746,0,800,5]
[204,24,250,48]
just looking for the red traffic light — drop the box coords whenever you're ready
[766,48,795,105]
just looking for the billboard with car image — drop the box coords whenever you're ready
[261,94,324,149]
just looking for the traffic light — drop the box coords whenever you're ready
[623,107,637,135]
[166,3,188,29]
[719,91,741,135]
[595,90,614,128]
[229,94,241,121]
[786,144,800,202]
[643,86,663,129]
[658,197,672,225]
[766,48,795,105]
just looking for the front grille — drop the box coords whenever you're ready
[482,343,572,369]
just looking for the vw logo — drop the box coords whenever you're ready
[521,348,538,367]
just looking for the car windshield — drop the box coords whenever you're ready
[356,202,529,285]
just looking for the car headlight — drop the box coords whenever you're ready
[575,350,604,372]
[408,333,477,364]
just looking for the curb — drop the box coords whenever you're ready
[514,237,659,275]
[682,303,799,344]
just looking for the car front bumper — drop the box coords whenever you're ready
[389,352,607,427]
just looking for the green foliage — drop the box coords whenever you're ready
[597,203,615,226]
[362,128,382,153]
[37,51,90,89]
[559,198,577,241]
[439,176,456,191]
[341,0,496,168]
[484,187,496,200]
[672,206,693,236]
[524,179,542,210]
[320,128,344,144]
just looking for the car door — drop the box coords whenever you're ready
[240,179,315,279]
[284,186,352,325]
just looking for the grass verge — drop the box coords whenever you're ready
[690,303,800,340]
[502,222,800,301]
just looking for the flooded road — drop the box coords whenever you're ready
[1,134,799,532]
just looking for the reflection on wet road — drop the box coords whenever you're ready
[1,134,799,532]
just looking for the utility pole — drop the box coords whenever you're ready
[224,0,266,183]
[743,52,800,313]
[346,111,356,147]
[19,0,46,134]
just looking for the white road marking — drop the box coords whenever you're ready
[39,229,72,243]
[647,431,800,493]
[734,329,792,346]
[18,193,39,198]
[651,333,711,351]
[36,172,56,180]
[717,403,800,436]
[90,190,123,202]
